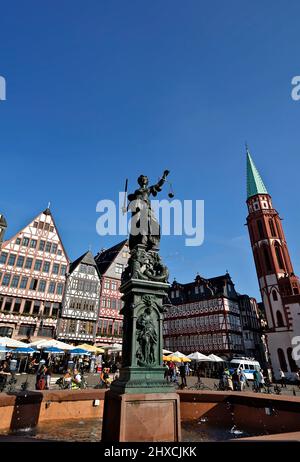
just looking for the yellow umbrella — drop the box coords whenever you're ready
[163,355,182,362]
[76,343,105,354]
[180,356,191,362]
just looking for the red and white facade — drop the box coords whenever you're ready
[95,240,129,346]
[0,208,69,340]
[164,275,244,357]
[57,251,101,344]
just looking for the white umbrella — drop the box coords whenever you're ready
[29,339,74,351]
[187,351,211,361]
[0,337,29,348]
[100,343,122,352]
[208,353,224,362]
[163,349,173,354]
[28,339,48,347]
[173,351,188,358]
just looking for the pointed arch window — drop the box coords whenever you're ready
[274,243,285,270]
[269,219,276,237]
[257,220,264,240]
[277,348,288,372]
[262,245,272,271]
[254,250,262,275]
[287,347,298,372]
[272,290,278,301]
[276,310,284,327]
[275,220,282,239]
[248,224,254,244]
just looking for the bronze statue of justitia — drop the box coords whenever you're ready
[127,170,170,251]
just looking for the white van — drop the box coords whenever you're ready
[229,357,261,380]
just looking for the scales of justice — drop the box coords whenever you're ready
[102,170,181,442]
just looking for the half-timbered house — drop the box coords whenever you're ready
[95,240,129,346]
[56,251,101,344]
[0,207,69,340]
[164,273,245,358]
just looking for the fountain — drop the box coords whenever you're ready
[101,170,181,442]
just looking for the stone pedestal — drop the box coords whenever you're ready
[102,391,181,442]
[101,245,181,441]
[109,276,175,395]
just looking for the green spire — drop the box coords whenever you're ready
[246,146,268,199]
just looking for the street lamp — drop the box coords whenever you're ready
[0,213,7,250]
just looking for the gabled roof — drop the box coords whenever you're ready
[69,250,98,274]
[170,272,237,301]
[2,207,69,263]
[246,148,268,199]
[95,239,127,275]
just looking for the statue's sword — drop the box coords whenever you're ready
[122,178,128,215]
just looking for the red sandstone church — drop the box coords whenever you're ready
[246,149,300,380]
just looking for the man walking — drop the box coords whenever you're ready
[253,369,260,392]
[179,363,187,388]
[279,369,287,388]
[239,367,247,391]
[232,368,240,391]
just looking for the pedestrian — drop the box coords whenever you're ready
[279,369,287,388]
[253,369,260,392]
[217,368,225,390]
[232,368,240,391]
[179,363,187,388]
[36,365,47,390]
[111,362,117,379]
[63,369,72,389]
[223,368,233,391]
[83,357,89,373]
[163,362,169,381]
[258,369,266,391]
[168,361,175,382]
[28,357,39,374]
[196,364,204,385]
[0,361,11,392]
[185,362,190,377]
[72,368,82,388]
[239,367,247,391]
[45,366,52,390]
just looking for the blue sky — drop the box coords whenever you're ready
[1,1,300,301]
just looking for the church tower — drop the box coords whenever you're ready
[246,147,300,379]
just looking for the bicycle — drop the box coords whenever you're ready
[0,374,17,393]
[80,376,88,389]
[21,379,29,391]
[0,375,8,392]
[214,381,226,391]
[189,378,212,391]
[56,377,70,389]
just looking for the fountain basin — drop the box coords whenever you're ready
[0,389,300,441]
